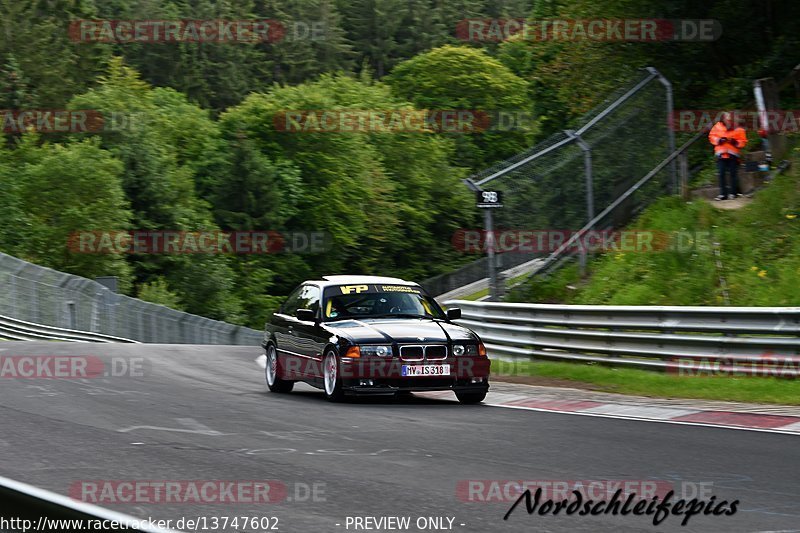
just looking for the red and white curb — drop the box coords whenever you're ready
[416,391,800,435]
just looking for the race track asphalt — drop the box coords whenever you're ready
[1,342,798,533]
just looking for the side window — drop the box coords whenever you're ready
[298,285,321,314]
[280,286,304,315]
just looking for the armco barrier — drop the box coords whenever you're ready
[0,313,139,343]
[445,300,800,375]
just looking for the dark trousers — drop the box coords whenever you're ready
[717,156,739,196]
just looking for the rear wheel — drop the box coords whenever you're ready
[265,344,294,393]
[455,390,486,404]
[323,351,345,402]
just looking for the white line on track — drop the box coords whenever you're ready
[118,417,231,435]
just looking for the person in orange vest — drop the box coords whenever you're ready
[708,112,747,200]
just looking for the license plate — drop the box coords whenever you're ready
[401,364,450,377]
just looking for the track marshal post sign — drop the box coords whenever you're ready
[476,190,503,300]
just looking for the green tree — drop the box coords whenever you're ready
[9,134,133,285]
[257,0,354,84]
[388,45,536,169]
[95,0,268,113]
[220,73,475,288]
[0,145,29,254]
[137,277,184,309]
[69,58,244,322]
[0,54,36,109]
[337,0,406,77]
[0,0,109,107]
[498,0,800,139]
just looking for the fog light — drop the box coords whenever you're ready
[471,377,484,383]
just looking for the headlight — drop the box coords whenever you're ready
[359,345,393,357]
[453,344,480,356]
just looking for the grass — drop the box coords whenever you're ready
[460,270,538,301]
[491,359,800,405]
[462,287,489,301]
[508,146,800,306]
[496,148,800,402]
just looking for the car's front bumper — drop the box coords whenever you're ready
[343,381,489,396]
[338,356,490,396]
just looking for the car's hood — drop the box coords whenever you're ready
[324,318,476,344]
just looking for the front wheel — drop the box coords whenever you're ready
[323,351,345,402]
[265,344,294,393]
[455,390,486,404]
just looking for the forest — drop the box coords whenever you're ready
[0,0,797,327]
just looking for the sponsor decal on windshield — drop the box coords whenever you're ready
[337,284,422,295]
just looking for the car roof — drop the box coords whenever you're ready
[308,275,420,287]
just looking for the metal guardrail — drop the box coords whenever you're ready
[446,300,800,375]
[0,314,139,343]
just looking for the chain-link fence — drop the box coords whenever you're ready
[472,67,678,242]
[421,252,539,298]
[424,67,713,297]
[0,252,262,345]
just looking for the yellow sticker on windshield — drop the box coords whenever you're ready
[340,284,369,294]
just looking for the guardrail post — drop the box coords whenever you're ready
[65,302,76,330]
[91,292,102,333]
[31,270,39,324]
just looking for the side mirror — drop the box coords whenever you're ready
[446,308,461,320]
[296,308,317,322]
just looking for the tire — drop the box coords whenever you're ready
[455,390,486,404]
[265,344,294,393]
[323,350,345,402]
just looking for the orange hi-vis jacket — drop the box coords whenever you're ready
[709,122,747,158]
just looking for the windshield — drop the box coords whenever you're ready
[322,284,445,321]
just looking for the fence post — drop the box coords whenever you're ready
[794,64,800,99]
[565,130,593,277]
[485,208,498,301]
[464,178,500,301]
[648,67,677,194]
